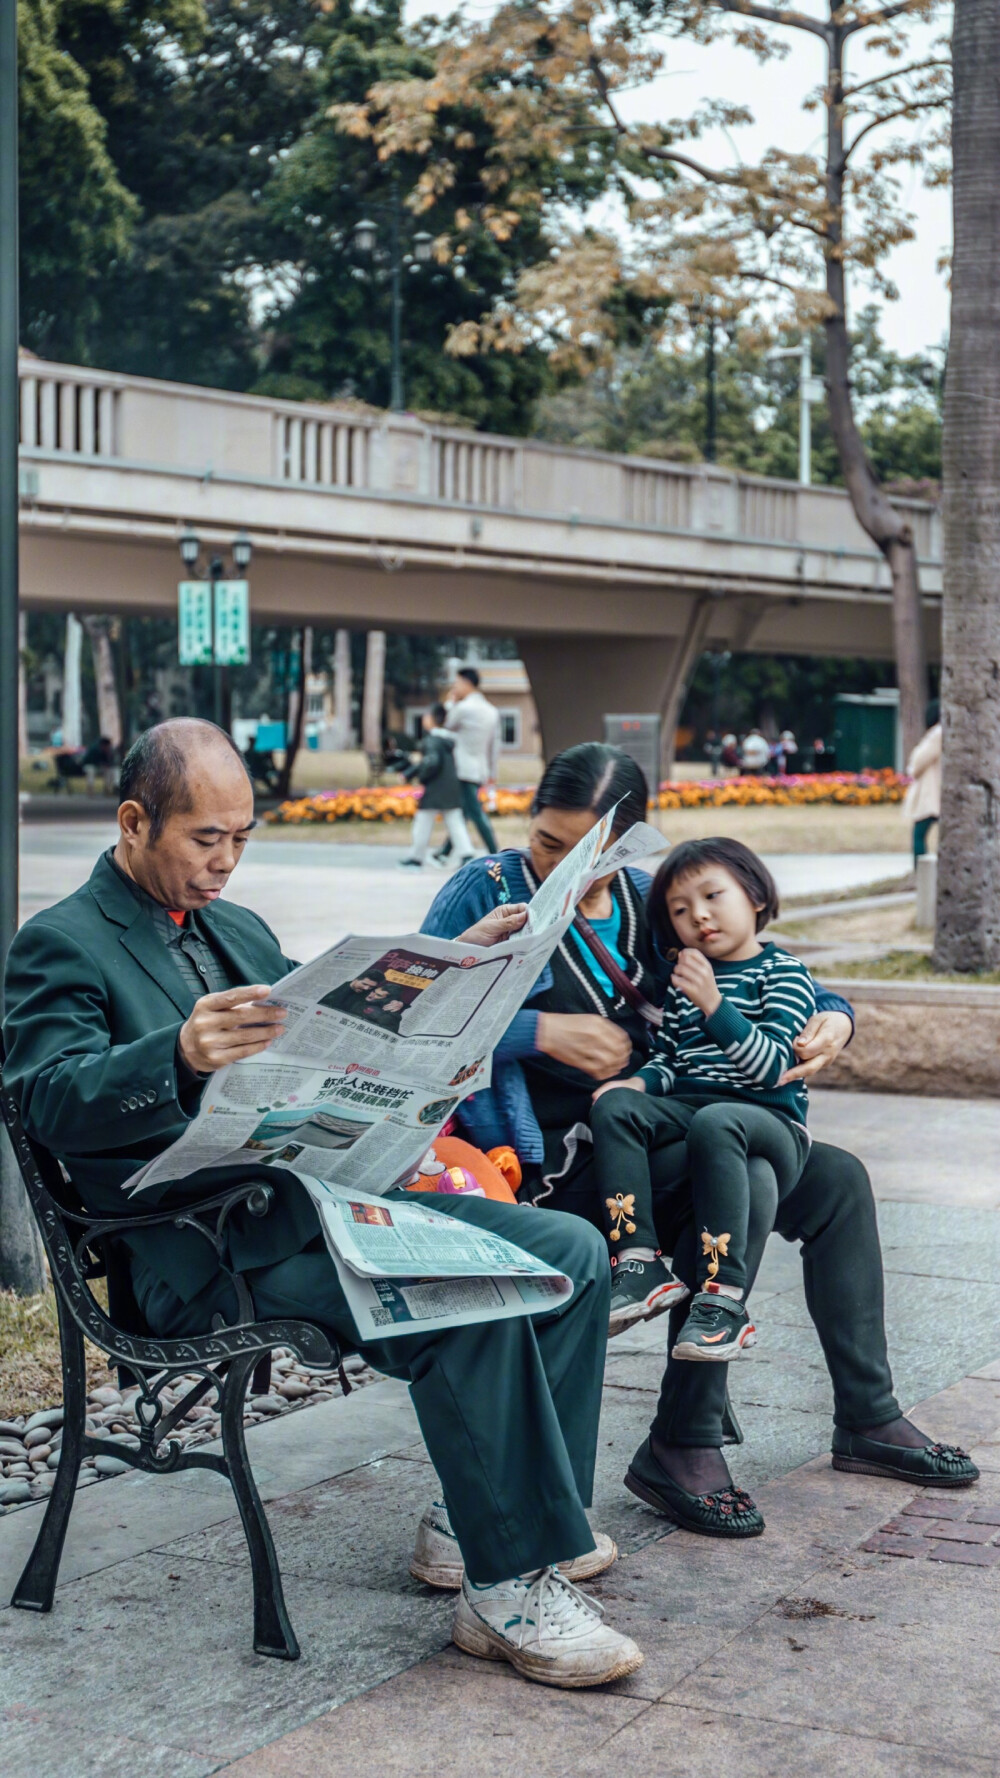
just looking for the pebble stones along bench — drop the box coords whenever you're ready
[0,1061,340,1661]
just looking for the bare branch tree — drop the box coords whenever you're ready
[337,0,950,751]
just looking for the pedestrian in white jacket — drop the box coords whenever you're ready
[903,700,941,863]
[434,666,500,859]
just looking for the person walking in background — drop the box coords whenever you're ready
[399,705,476,870]
[903,699,942,864]
[434,665,500,860]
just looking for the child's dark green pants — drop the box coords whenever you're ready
[593,1090,809,1290]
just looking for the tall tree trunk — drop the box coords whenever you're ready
[62,612,83,748]
[933,0,1000,971]
[82,616,123,749]
[361,630,387,758]
[824,18,928,761]
[333,628,353,748]
[276,627,310,800]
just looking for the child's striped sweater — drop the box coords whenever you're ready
[637,942,816,1124]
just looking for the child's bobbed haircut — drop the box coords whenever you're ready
[648,837,780,954]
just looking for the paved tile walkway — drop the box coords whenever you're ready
[19,823,911,960]
[5,833,991,1773]
[1,1091,998,1777]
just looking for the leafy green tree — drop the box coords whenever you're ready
[533,307,942,489]
[251,0,611,428]
[72,0,326,385]
[679,651,909,756]
[18,0,136,359]
[20,0,593,420]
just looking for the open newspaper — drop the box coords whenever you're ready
[126,816,667,1336]
[295,1181,575,1341]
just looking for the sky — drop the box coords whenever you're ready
[403,2,952,359]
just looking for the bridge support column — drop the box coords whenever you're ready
[519,597,714,780]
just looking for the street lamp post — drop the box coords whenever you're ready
[352,190,433,414]
[705,314,719,463]
[177,531,253,731]
[209,556,226,728]
[768,338,826,486]
[389,180,403,416]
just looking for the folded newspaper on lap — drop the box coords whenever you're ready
[124,815,666,1334]
[298,1180,573,1341]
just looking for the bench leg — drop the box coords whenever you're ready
[12,1295,85,1613]
[220,1350,300,1661]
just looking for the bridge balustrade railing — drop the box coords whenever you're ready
[19,361,120,459]
[17,356,940,561]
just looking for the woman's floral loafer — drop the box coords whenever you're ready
[624,1437,765,1537]
[831,1430,979,1487]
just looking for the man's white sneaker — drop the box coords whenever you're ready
[452,1566,643,1689]
[409,1500,618,1589]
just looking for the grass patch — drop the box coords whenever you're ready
[826,950,1000,985]
[0,1286,111,1419]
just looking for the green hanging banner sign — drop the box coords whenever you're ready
[177,581,213,666]
[178,579,250,666]
[213,580,251,666]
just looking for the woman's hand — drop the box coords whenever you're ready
[457,903,529,947]
[536,1013,632,1080]
[672,948,722,1017]
[778,1010,853,1085]
[592,1076,646,1104]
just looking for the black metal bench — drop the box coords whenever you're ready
[0,1069,339,1661]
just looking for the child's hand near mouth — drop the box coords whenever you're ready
[671,947,722,1017]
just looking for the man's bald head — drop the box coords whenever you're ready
[119,719,251,841]
[115,720,256,910]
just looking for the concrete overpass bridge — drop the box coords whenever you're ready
[17,355,941,756]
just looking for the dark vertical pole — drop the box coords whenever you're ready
[210,557,223,728]
[0,0,20,1011]
[389,175,404,413]
[0,0,43,1295]
[705,314,718,465]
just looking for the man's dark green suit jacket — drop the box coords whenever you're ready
[2,853,318,1303]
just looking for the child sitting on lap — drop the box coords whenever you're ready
[591,837,815,1355]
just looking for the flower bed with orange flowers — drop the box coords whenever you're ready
[654,768,908,810]
[265,768,908,826]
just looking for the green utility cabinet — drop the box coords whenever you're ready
[832,691,901,773]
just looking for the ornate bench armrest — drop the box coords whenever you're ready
[81,1180,274,1249]
[79,1182,276,1326]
